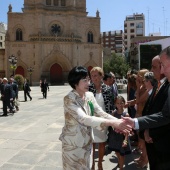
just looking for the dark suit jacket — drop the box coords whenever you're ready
[11,83,18,98]
[139,80,170,149]
[41,82,49,91]
[1,84,13,102]
[138,83,170,130]
[23,82,31,92]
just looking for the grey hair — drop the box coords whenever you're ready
[160,46,170,59]
[144,72,157,86]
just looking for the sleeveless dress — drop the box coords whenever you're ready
[107,110,131,156]
[92,93,108,143]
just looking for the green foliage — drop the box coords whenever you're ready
[14,74,24,91]
[103,53,130,77]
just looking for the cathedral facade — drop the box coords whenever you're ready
[5,0,102,85]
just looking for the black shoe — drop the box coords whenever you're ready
[30,98,32,101]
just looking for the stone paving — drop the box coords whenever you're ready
[0,86,149,170]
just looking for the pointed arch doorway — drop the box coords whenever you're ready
[50,63,63,85]
[15,66,25,77]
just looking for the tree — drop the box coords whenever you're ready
[103,53,130,78]
[14,74,24,90]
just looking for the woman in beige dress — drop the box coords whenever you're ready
[59,66,131,170]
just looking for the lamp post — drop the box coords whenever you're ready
[27,67,34,86]
[8,55,17,76]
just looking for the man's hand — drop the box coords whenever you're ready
[109,119,132,134]
[10,98,13,101]
[144,130,153,143]
[121,117,135,129]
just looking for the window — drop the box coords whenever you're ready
[0,42,2,47]
[88,31,93,43]
[136,22,143,28]
[51,24,61,35]
[61,0,66,6]
[131,35,135,39]
[0,36,2,40]
[46,0,51,5]
[54,0,59,6]
[130,23,134,27]
[16,28,23,41]
[130,29,134,33]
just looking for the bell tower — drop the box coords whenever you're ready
[23,0,86,13]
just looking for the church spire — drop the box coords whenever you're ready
[96,9,100,18]
[23,0,86,15]
[8,4,12,12]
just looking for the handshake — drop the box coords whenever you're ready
[109,117,136,134]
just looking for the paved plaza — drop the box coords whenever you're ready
[0,86,149,170]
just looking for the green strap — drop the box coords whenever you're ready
[88,101,94,116]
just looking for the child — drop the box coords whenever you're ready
[107,95,131,170]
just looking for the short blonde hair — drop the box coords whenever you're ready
[90,67,104,76]
[137,69,149,79]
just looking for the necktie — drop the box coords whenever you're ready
[154,81,161,97]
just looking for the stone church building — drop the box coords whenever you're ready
[5,0,102,85]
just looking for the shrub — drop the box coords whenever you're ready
[14,74,24,90]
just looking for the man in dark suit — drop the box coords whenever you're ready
[23,79,32,101]
[9,78,19,111]
[123,46,170,170]
[0,78,14,116]
[41,79,49,99]
[139,55,169,170]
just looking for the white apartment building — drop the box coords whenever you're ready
[124,13,145,52]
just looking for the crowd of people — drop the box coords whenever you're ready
[60,45,170,170]
[0,77,50,117]
[1,46,170,170]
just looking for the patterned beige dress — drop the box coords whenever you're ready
[59,90,116,170]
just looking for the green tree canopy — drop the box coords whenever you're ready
[103,53,130,78]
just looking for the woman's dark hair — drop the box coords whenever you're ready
[103,73,112,81]
[114,95,126,104]
[68,66,88,89]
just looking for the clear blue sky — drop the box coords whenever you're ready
[0,0,170,36]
